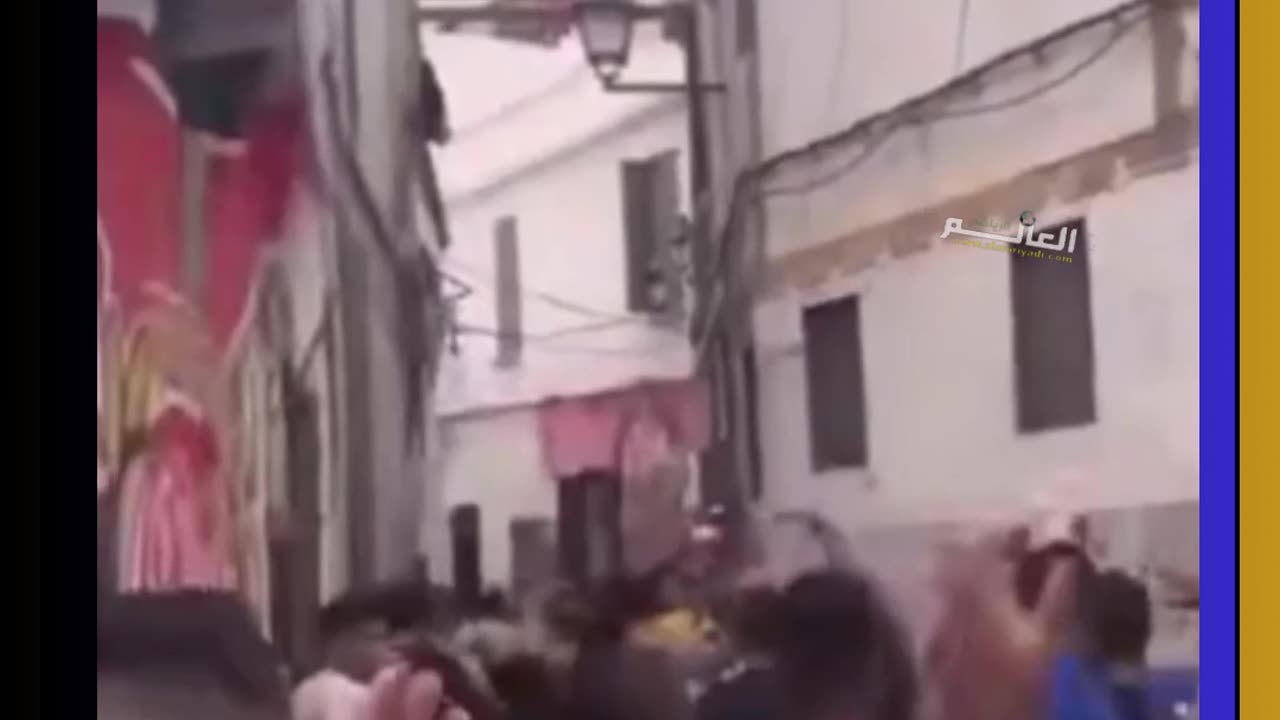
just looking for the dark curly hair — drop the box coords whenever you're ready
[768,570,918,720]
[1090,570,1152,664]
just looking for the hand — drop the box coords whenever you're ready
[365,665,470,720]
[923,530,1079,720]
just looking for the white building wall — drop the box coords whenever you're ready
[743,4,1198,661]
[435,408,556,589]
[755,0,1138,159]
[760,7,1174,264]
[753,163,1198,529]
[747,0,1198,521]
[297,0,437,581]
[353,0,434,582]
[275,188,353,602]
[426,39,694,587]
[753,141,1200,664]
[438,98,693,414]
[430,28,687,203]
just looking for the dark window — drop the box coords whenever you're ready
[802,295,869,470]
[736,0,758,55]
[450,505,482,609]
[700,341,737,507]
[557,472,620,587]
[620,151,682,314]
[509,517,556,602]
[493,215,523,367]
[1010,217,1096,432]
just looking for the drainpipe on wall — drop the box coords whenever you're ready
[683,3,736,529]
[740,0,770,509]
[687,0,761,568]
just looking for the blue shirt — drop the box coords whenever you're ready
[1049,654,1123,720]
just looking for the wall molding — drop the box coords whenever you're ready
[761,108,1197,298]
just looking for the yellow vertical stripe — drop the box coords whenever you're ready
[1242,0,1276,716]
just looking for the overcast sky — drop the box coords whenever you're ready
[423,25,683,200]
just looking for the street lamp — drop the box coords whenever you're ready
[570,1,725,94]
[572,1,635,86]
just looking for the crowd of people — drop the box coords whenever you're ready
[97,522,1179,720]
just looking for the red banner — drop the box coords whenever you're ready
[97,17,304,598]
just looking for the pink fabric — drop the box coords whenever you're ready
[206,95,306,346]
[619,414,688,575]
[97,20,181,321]
[620,411,674,484]
[537,398,621,478]
[98,17,304,350]
[98,18,302,599]
[537,378,710,479]
[121,405,236,592]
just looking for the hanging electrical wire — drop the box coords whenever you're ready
[933,9,1150,120]
[441,257,667,327]
[694,0,1158,363]
[757,117,908,200]
[760,2,1152,198]
[455,323,689,357]
[468,317,635,341]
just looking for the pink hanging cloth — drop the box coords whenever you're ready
[536,378,711,480]
[121,402,237,592]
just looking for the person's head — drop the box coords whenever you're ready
[472,587,510,620]
[317,591,397,682]
[376,577,438,637]
[539,585,593,647]
[586,575,666,646]
[769,570,917,720]
[1089,570,1152,666]
[97,591,289,720]
[1014,540,1098,647]
[486,653,560,715]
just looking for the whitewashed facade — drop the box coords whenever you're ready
[716,0,1200,661]
[294,0,443,588]
[424,33,694,588]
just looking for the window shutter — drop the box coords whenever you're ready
[509,517,556,602]
[622,150,683,316]
[1010,218,1096,432]
[558,479,588,585]
[802,295,869,470]
[557,472,620,587]
[450,505,482,609]
[651,150,685,321]
[621,160,658,313]
[494,215,523,368]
